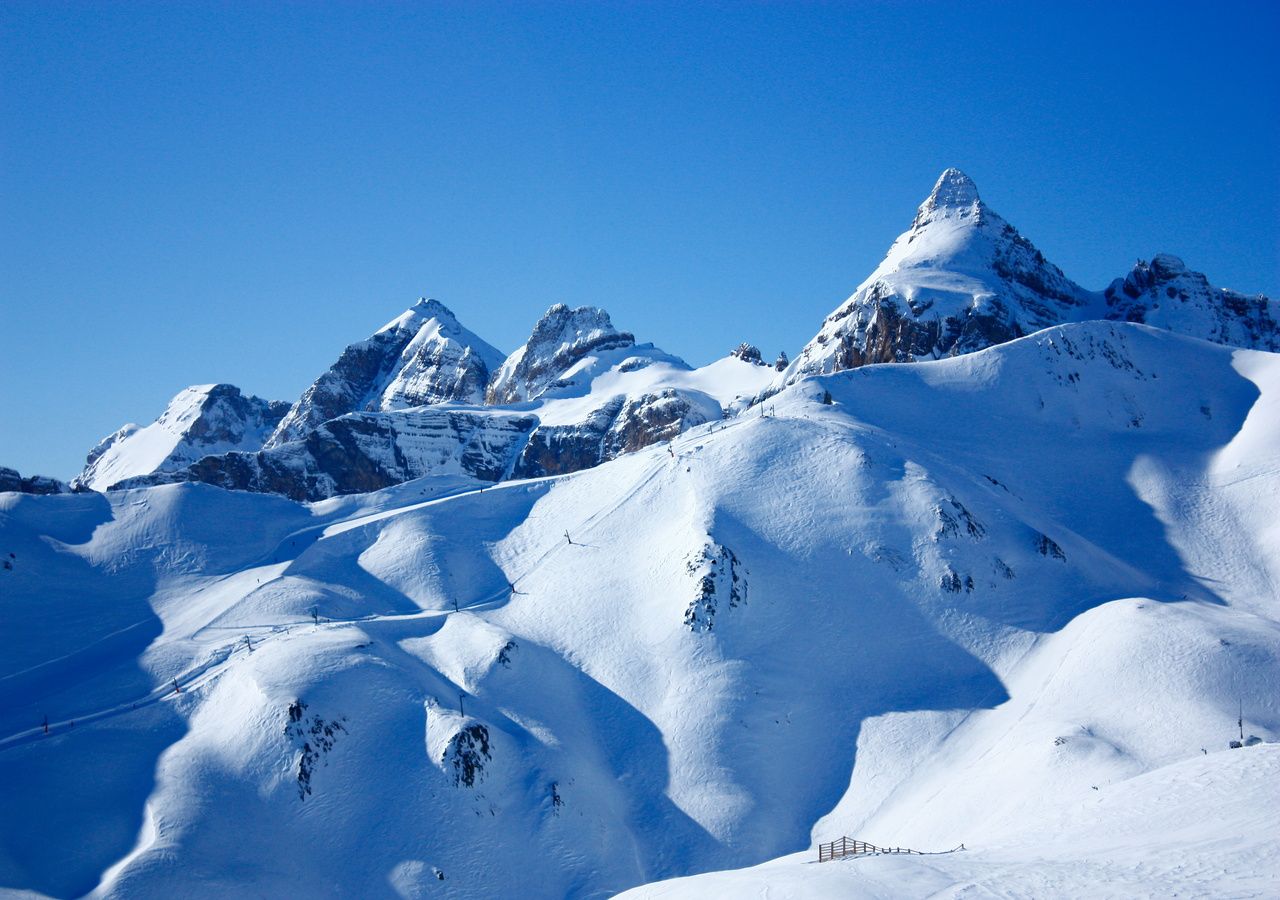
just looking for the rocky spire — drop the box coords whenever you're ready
[485,304,635,405]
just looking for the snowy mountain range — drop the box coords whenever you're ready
[2,171,1277,899]
[43,168,1273,504]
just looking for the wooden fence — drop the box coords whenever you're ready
[817,836,924,863]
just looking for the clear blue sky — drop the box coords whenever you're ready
[3,1,1277,479]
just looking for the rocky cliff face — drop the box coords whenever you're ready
[75,384,290,491]
[0,466,71,495]
[1104,254,1277,351]
[119,408,540,501]
[267,299,504,447]
[117,384,719,500]
[785,169,1096,382]
[80,296,740,500]
[511,389,717,479]
[486,304,635,404]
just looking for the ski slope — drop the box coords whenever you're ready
[621,743,1280,899]
[1,321,1278,898]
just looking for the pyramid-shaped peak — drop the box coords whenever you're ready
[926,168,980,209]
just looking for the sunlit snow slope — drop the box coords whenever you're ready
[1,321,1277,899]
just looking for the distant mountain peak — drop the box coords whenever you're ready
[1105,255,1277,351]
[779,168,1092,385]
[267,298,504,447]
[412,296,454,316]
[75,383,288,491]
[485,304,636,404]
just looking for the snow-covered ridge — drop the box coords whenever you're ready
[90,299,775,499]
[116,348,772,500]
[1105,253,1278,351]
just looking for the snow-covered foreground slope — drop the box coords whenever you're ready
[621,743,1280,899]
[2,321,1278,898]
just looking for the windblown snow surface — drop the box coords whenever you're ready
[2,321,1278,898]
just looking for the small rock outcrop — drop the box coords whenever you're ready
[0,466,71,495]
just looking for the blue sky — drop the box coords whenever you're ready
[2,1,1277,479]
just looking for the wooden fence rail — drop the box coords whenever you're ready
[817,836,925,863]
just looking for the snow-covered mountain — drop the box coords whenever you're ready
[75,384,290,491]
[267,298,504,447]
[784,168,1096,381]
[6,168,1280,898]
[780,169,1276,388]
[71,187,1274,501]
[485,303,636,405]
[113,345,772,500]
[102,303,773,499]
[4,320,1277,898]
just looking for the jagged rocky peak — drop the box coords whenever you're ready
[1104,255,1278,351]
[730,343,766,365]
[377,298,507,410]
[486,304,636,404]
[912,167,983,225]
[76,384,289,491]
[780,167,1095,385]
[267,298,504,447]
